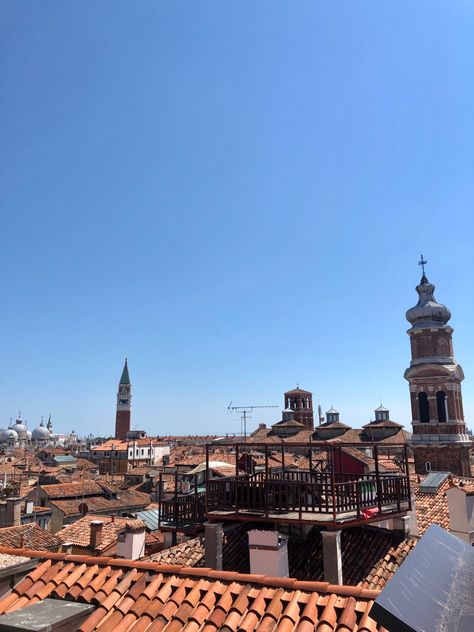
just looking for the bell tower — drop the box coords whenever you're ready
[404,258,470,476]
[115,358,131,440]
[284,386,314,430]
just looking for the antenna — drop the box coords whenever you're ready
[227,402,279,441]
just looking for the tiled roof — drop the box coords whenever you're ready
[39,481,105,499]
[56,515,146,552]
[0,525,61,551]
[412,474,474,535]
[0,547,387,631]
[49,488,150,517]
[147,537,205,567]
[358,538,417,590]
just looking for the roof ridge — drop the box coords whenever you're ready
[0,546,381,599]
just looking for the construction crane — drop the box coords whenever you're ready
[227,402,279,441]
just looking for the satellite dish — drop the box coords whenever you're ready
[78,502,89,516]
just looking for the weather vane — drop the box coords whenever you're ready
[418,254,427,275]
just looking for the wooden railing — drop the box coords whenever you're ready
[206,471,409,520]
[160,491,206,527]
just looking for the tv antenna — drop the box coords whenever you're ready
[227,402,279,441]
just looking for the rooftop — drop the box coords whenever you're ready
[0,524,61,551]
[0,546,387,631]
[56,515,146,552]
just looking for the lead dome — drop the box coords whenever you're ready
[32,420,50,441]
[406,274,451,329]
[10,418,28,439]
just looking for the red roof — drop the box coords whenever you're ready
[0,547,387,631]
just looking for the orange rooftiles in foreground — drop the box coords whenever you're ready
[0,546,388,631]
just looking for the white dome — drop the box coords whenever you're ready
[3,429,18,442]
[32,424,50,441]
[26,430,32,440]
[10,419,27,438]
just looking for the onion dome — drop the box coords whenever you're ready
[32,419,50,441]
[406,274,451,329]
[26,430,32,441]
[10,418,28,439]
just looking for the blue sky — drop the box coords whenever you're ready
[1,2,474,437]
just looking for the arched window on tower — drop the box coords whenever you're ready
[436,391,447,423]
[293,399,297,410]
[418,392,430,423]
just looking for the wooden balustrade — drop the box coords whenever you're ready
[160,491,206,527]
[206,472,409,518]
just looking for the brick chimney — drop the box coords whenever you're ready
[446,484,474,545]
[90,521,104,549]
[6,498,21,527]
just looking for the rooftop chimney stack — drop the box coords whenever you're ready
[90,521,104,549]
[248,530,289,578]
[117,524,145,560]
[6,498,21,527]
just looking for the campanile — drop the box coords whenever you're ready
[404,258,470,476]
[115,358,131,439]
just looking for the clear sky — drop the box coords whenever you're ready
[1,2,474,438]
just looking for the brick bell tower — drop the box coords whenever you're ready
[284,386,314,430]
[404,257,471,476]
[115,358,131,440]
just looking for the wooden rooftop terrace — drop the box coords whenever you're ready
[160,441,412,531]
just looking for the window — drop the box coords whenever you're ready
[418,392,430,423]
[436,391,447,423]
[425,460,432,473]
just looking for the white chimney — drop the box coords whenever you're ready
[25,499,34,515]
[117,524,146,560]
[446,485,474,545]
[248,530,288,578]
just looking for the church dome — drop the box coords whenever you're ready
[32,420,50,441]
[10,418,27,439]
[3,428,18,442]
[406,275,451,329]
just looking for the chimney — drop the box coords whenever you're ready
[90,520,104,549]
[205,523,223,570]
[248,530,288,578]
[322,530,343,584]
[25,499,34,515]
[117,524,145,560]
[446,485,474,545]
[6,498,21,527]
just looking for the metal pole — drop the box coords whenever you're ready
[265,445,269,519]
[330,445,336,523]
[374,445,383,514]
[404,443,412,511]
[205,444,209,518]
[158,473,162,530]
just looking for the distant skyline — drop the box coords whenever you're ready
[2,3,474,436]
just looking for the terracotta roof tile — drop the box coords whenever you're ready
[56,514,145,552]
[0,546,388,631]
[0,524,61,550]
[412,473,474,535]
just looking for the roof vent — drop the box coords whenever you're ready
[419,471,450,494]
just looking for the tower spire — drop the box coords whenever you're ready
[120,358,130,385]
